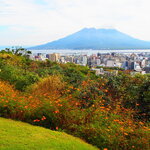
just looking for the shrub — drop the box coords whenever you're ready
[31,75,65,97]
[0,64,39,91]
[0,80,150,150]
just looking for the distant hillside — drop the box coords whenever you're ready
[0,117,97,150]
[29,28,150,50]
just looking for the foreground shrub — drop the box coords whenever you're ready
[0,81,29,119]
[31,75,66,97]
[0,80,149,150]
[0,64,39,91]
[107,73,150,121]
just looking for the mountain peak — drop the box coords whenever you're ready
[81,27,117,31]
[29,28,150,50]
[82,27,96,30]
[79,27,97,32]
[78,28,120,35]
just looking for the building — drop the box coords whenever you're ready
[106,59,115,67]
[144,67,150,73]
[81,55,88,66]
[49,53,60,62]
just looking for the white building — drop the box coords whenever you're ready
[106,60,115,67]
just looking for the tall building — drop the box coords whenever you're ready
[49,53,60,62]
[106,59,115,67]
[96,58,101,65]
[141,59,146,68]
[131,61,136,70]
[81,55,88,66]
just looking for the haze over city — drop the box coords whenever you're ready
[0,0,150,46]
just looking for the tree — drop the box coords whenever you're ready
[1,47,32,57]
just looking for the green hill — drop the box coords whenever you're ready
[0,117,98,150]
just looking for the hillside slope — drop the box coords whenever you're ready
[0,117,98,150]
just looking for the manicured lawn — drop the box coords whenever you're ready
[0,117,98,150]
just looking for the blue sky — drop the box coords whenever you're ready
[0,26,8,31]
[0,0,150,46]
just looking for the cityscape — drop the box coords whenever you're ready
[32,51,150,75]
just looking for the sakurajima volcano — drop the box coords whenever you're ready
[29,28,150,50]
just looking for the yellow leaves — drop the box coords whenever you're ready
[124,133,128,136]
[0,53,12,59]
[143,126,150,131]
[132,146,135,148]
[81,81,88,86]
[69,86,74,89]
[106,129,110,132]
[55,100,60,104]
[100,106,105,109]
[29,96,33,99]
[113,119,120,122]
[106,108,110,111]
[120,127,124,131]
[24,106,28,109]
[57,104,63,107]
[77,88,80,91]
[0,81,19,102]
[75,102,79,106]
[31,75,65,98]
[33,119,40,122]
[139,122,144,125]
[54,110,59,114]
[41,116,46,121]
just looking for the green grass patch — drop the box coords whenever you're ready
[0,117,98,150]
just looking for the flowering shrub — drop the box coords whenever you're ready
[0,78,149,150]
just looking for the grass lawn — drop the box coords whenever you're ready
[0,117,98,150]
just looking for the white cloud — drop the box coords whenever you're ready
[0,0,150,46]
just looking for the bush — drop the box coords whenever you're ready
[0,80,149,150]
[0,64,39,91]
